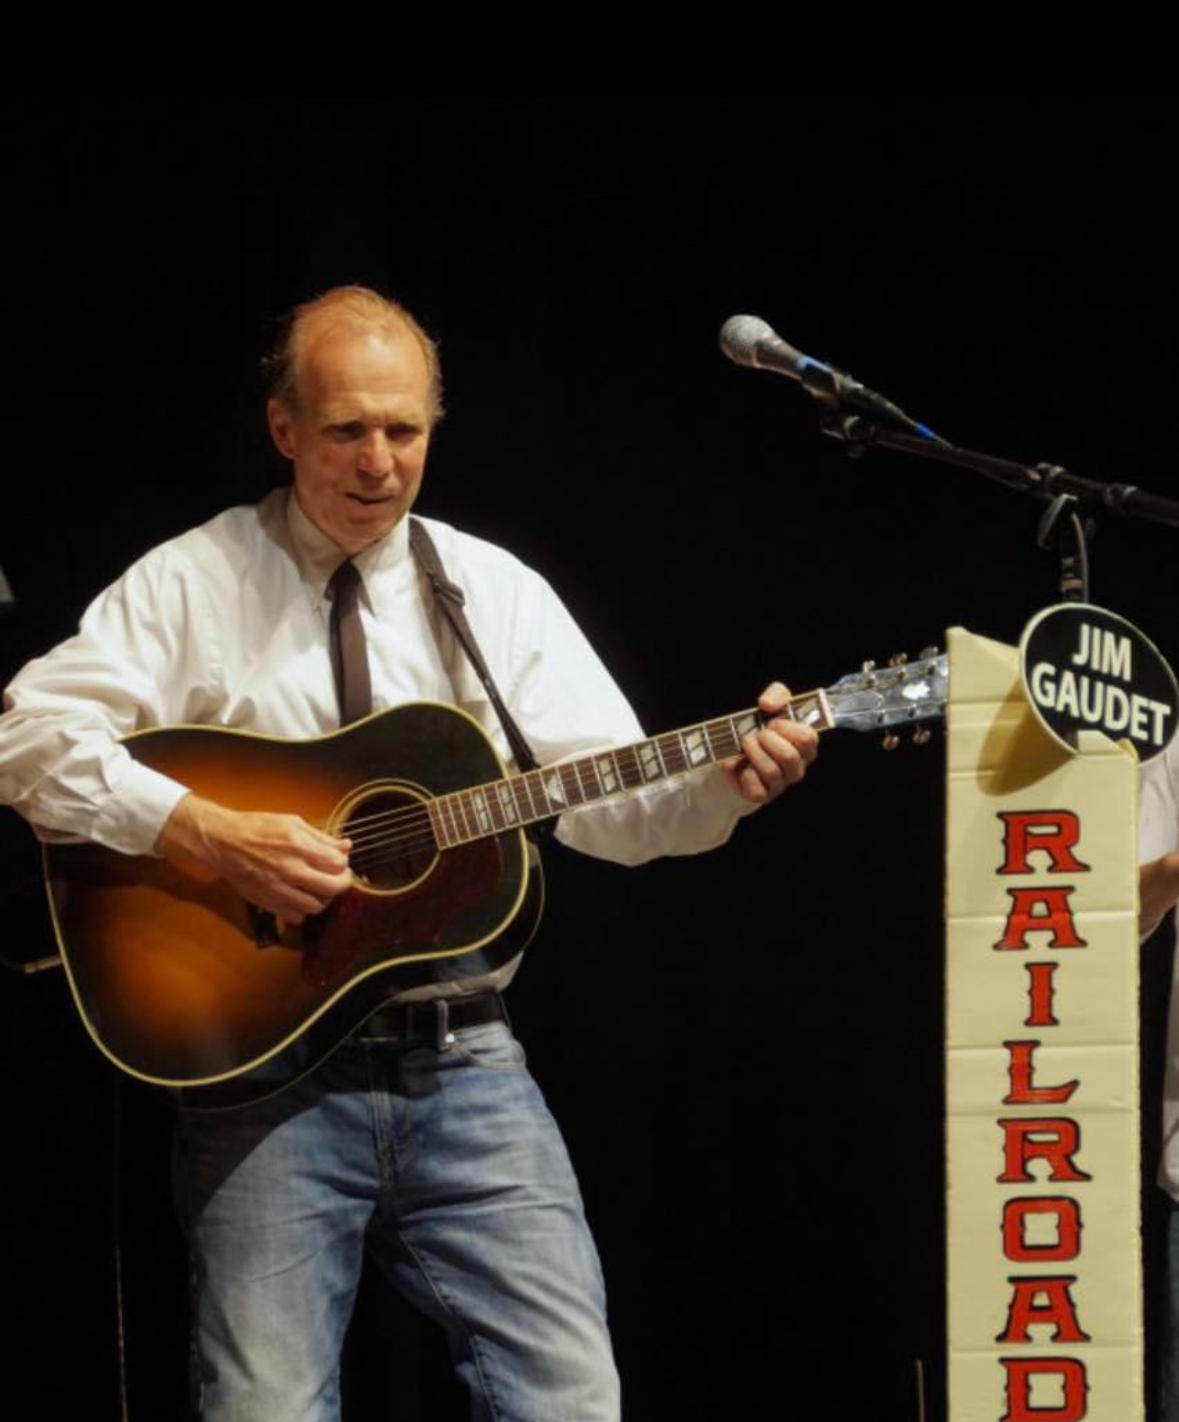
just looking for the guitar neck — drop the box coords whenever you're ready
[429,687,834,849]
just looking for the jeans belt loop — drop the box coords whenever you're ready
[436,998,456,1052]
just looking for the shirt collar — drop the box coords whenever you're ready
[285,491,413,608]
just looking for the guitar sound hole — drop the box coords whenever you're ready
[343,788,438,892]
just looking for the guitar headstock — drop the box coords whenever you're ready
[824,648,948,746]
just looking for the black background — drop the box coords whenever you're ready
[1,98,1175,1420]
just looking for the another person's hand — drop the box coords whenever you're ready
[1140,852,1179,938]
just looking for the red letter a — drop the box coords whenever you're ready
[997,1275,1090,1343]
[996,888,1087,950]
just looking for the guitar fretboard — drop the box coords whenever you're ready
[429,689,833,849]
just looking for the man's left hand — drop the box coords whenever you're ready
[725,681,819,806]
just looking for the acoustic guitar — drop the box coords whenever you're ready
[43,651,947,1106]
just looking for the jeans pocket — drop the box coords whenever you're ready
[447,1021,529,1073]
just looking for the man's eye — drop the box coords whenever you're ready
[329,423,364,440]
[386,424,421,441]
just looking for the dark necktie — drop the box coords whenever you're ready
[328,560,372,726]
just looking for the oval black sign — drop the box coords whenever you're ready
[1020,603,1179,764]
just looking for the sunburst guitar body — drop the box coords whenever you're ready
[44,703,540,1107]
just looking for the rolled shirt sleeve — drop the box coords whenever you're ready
[487,560,755,867]
[0,547,218,854]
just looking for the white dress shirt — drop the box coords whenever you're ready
[0,490,750,867]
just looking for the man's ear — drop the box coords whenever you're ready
[267,398,296,460]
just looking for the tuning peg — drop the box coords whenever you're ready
[913,727,931,746]
[862,659,876,674]
[888,652,908,668]
[920,645,939,660]
[882,733,900,751]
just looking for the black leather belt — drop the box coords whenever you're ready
[355,991,507,1050]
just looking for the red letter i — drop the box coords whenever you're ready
[1026,962,1060,1028]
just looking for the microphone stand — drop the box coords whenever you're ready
[812,405,1179,607]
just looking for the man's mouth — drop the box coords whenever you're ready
[348,493,392,506]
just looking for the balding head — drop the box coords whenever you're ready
[265,286,444,427]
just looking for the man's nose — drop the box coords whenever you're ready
[358,431,394,477]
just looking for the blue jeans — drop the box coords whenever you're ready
[174,1020,620,1421]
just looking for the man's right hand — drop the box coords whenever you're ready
[156,793,353,923]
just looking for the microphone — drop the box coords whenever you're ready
[719,315,817,381]
[719,314,940,442]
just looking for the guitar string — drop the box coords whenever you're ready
[343,774,627,865]
[350,834,440,871]
[327,686,888,850]
[340,682,936,862]
[341,701,799,835]
[334,727,749,840]
[339,738,736,861]
[338,759,684,847]
[331,715,771,848]
[339,698,868,862]
[344,747,761,870]
[343,741,730,866]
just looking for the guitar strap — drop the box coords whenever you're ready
[409,519,551,833]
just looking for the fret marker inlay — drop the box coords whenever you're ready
[596,755,619,793]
